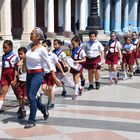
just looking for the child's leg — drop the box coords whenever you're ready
[122,62,128,79]
[0,85,9,109]
[88,69,94,85]
[80,73,85,87]
[87,69,94,90]
[74,73,80,96]
[47,85,55,109]
[94,69,100,89]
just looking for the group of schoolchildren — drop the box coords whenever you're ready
[0,30,140,120]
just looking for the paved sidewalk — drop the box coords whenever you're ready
[0,70,140,140]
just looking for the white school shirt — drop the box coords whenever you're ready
[107,40,122,53]
[43,51,58,73]
[57,51,66,62]
[85,40,104,58]
[26,45,54,71]
[2,54,19,68]
[18,66,26,81]
[131,39,139,49]
[72,48,86,60]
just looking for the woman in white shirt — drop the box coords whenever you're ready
[24,27,61,129]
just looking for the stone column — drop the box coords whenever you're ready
[79,0,86,32]
[21,0,35,41]
[104,0,110,34]
[46,0,56,38]
[114,0,122,34]
[62,0,73,38]
[132,0,138,32]
[1,0,13,40]
[122,0,129,33]
[138,0,140,31]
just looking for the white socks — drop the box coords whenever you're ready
[75,84,79,95]
[0,100,4,109]
[109,72,113,81]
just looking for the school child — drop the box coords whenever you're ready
[122,36,135,79]
[53,39,68,97]
[105,31,122,85]
[131,32,140,73]
[84,31,104,90]
[41,40,65,109]
[0,40,19,111]
[69,36,86,99]
[15,47,27,118]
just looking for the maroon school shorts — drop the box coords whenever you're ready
[17,81,26,98]
[42,73,55,86]
[84,56,101,70]
[1,68,15,86]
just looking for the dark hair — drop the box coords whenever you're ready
[71,36,80,45]
[3,40,13,48]
[124,35,131,41]
[110,31,116,36]
[132,31,137,34]
[88,30,98,37]
[54,39,62,46]
[18,47,27,53]
[42,39,52,47]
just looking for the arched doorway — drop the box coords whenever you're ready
[36,0,44,28]
[11,0,23,39]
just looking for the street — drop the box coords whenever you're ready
[0,69,140,140]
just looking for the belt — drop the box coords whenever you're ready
[27,68,44,74]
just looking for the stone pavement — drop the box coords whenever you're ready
[0,70,140,140]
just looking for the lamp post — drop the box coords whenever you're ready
[86,0,101,30]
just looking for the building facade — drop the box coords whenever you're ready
[0,0,140,41]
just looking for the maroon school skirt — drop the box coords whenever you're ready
[70,67,83,75]
[1,68,15,86]
[42,73,55,86]
[106,52,118,65]
[122,53,134,65]
[84,56,101,70]
[17,81,26,98]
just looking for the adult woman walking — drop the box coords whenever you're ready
[24,27,61,129]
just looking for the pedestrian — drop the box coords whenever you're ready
[41,39,65,109]
[84,31,105,90]
[69,36,86,99]
[131,31,140,73]
[53,39,68,97]
[24,27,61,129]
[122,36,135,79]
[0,40,19,111]
[128,24,132,34]
[105,31,122,85]
[16,47,27,119]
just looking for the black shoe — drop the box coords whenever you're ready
[17,107,22,115]
[0,108,5,113]
[48,103,55,110]
[24,122,36,129]
[18,109,26,119]
[43,109,49,120]
[81,79,85,87]
[135,69,140,73]
[61,91,67,97]
[95,82,100,89]
[87,84,94,90]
